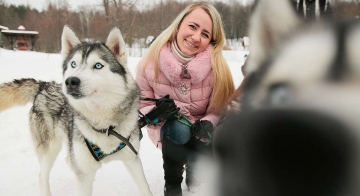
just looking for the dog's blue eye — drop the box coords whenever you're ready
[268,83,291,106]
[71,61,76,68]
[94,63,104,69]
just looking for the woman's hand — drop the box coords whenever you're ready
[146,94,180,123]
[191,120,214,143]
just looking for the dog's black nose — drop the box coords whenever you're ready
[214,109,357,196]
[65,77,81,89]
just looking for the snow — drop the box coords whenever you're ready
[0,48,246,196]
[1,29,39,35]
[0,25,9,30]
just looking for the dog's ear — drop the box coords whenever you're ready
[106,27,127,66]
[61,25,81,60]
[245,0,302,74]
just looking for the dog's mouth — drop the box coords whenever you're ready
[64,76,85,99]
[67,91,84,99]
[65,88,98,100]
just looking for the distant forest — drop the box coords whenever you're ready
[2,0,359,53]
[0,0,252,53]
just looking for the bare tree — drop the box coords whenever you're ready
[79,5,96,38]
[0,0,256,52]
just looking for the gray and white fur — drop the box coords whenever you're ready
[0,26,152,196]
[215,0,360,196]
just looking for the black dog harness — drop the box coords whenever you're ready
[85,126,142,161]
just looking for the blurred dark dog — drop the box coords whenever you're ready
[214,0,360,196]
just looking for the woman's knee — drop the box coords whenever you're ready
[161,119,192,145]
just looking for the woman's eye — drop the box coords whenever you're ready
[71,61,76,68]
[94,63,104,69]
[189,25,196,30]
[202,33,210,39]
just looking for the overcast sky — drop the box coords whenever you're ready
[3,0,249,11]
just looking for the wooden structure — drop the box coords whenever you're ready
[1,25,39,51]
[0,25,8,48]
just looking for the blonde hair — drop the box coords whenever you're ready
[137,1,235,114]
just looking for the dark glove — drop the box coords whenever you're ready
[145,94,180,123]
[191,120,214,141]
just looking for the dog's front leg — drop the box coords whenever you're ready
[74,171,96,196]
[123,156,153,196]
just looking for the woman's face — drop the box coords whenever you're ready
[176,7,213,56]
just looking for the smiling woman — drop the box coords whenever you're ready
[176,7,213,56]
[135,1,235,195]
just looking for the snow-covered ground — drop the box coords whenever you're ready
[0,48,246,196]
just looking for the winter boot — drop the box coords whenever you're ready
[184,136,215,193]
[162,136,189,196]
[163,155,184,196]
[185,165,201,193]
[164,183,182,196]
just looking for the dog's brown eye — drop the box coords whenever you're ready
[268,83,291,106]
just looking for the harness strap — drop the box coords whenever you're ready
[174,113,192,127]
[85,137,128,161]
[85,129,143,162]
[92,125,140,155]
[107,128,139,155]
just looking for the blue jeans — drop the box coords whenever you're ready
[161,118,197,174]
[161,118,192,145]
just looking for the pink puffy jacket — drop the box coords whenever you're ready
[136,43,221,149]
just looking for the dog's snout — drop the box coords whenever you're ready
[65,77,81,89]
[215,110,357,196]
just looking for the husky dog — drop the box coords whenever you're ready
[0,26,152,196]
[215,0,360,196]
